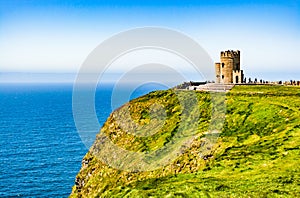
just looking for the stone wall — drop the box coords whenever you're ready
[233,70,244,83]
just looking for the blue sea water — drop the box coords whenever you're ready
[0,83,166,197]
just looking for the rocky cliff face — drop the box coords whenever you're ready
[70,86,300,197]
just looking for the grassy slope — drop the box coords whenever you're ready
[70,86,300,197]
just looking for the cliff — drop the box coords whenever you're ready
[70,86,300,197]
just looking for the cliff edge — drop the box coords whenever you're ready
[70,86,300,197]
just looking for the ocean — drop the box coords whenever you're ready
[0,83,166,197]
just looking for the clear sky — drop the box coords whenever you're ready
[0,0,299,81]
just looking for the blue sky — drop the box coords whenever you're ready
[0,0,299,81]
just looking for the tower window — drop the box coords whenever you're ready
[222,63,225,68]
[222,75,224,79]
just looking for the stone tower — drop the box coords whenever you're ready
[215,50,244,84]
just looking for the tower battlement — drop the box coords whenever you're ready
[221,50,240,58]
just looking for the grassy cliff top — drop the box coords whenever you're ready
[70,85,300,197]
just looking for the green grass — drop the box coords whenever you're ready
[70,85,300,197]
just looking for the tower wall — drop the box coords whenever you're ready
[215,63,221,83]
[220,58,233,83]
